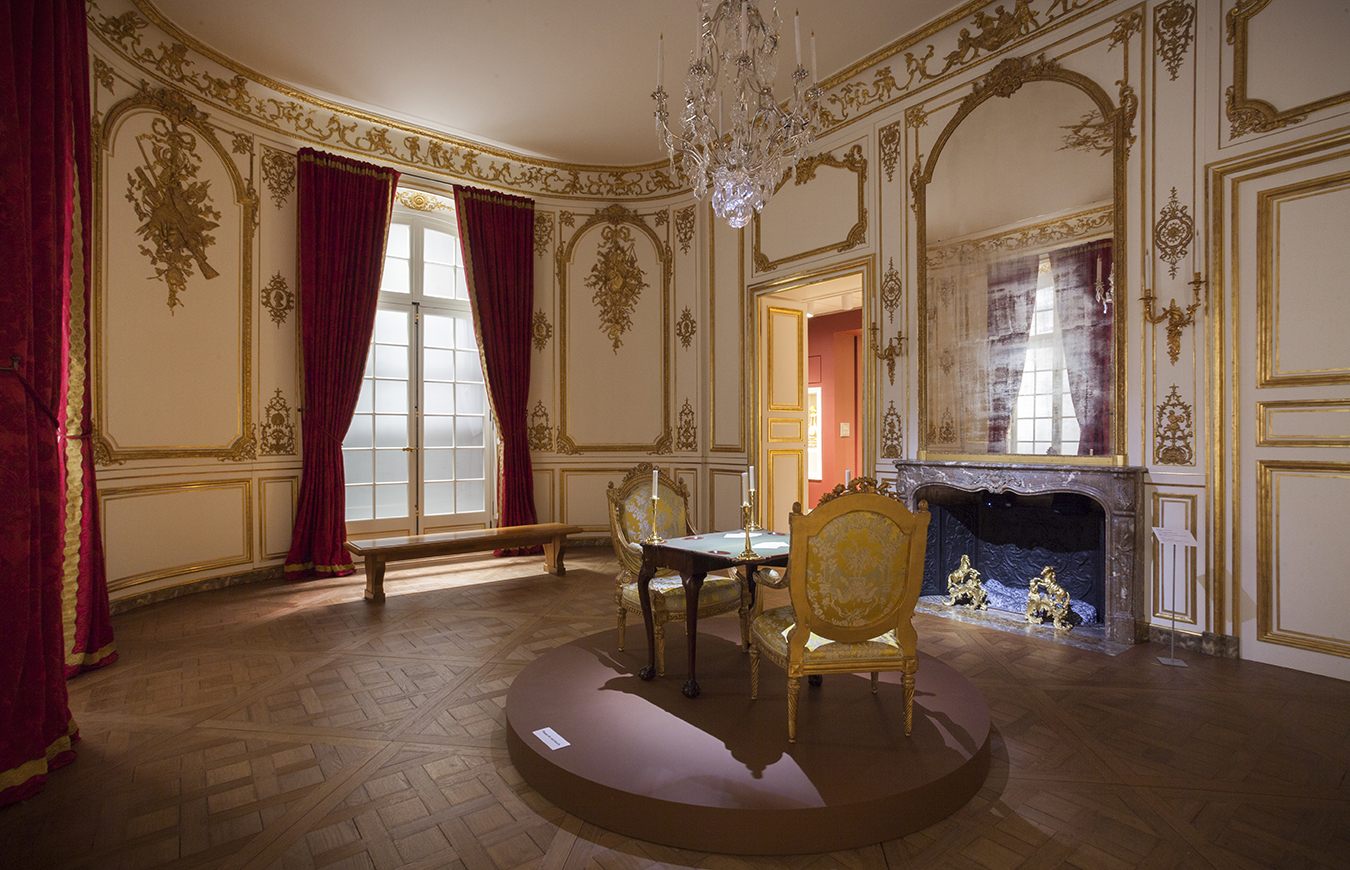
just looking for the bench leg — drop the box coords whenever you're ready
[363,556,386,603]
[543,535,568,576]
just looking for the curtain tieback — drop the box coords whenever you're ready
[2,356,61,429]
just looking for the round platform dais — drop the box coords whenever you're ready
[505,620,991,855]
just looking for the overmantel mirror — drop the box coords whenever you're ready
[916,57,1126,462]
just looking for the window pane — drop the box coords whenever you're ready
[1034,394,1051,417]
[343,414,373,449]
[457,350,483,383]
[354,381,373,414]
[455,384,485,415]
[374,414,408,448]
[374,343,408,379]
[424,382,455,415]
[424,262,455,299]
[424,415,454,448]
[425,348,455,381]
[346,485,373,522]
[374,379,408,414]
[1062,415,1081,442]
[424,227,458,264]
[425,481,455,515]
[381,258,410,295]
[423,447,455,481]
[456,416,484,448]
[455,447,484,480]
[454,317,476,348]
[1034,419,1051,443]
[374,309,407,344]
[374,448,408,484]
[456,481,485,513]
[344,450,373,485]
[375,483,408,519]
[454,267,468,300]
[387,222,411,258]
[424,314,455,349]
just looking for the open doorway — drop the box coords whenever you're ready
[755,272,865,528]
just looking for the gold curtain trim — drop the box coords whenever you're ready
[0,721,77,792]
[68,641,117,670]
[456,186,535,211]
[284,561,352,575]
[61,153,88,665]
[297,149,400,182]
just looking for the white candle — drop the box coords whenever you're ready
[652,468,660,499]
[741,0,748,50]
[748,465,756,493]
[811,31,818,81]
[657,33,663,89]
[741,472,749,505]
[1096,256,1102,285]
[845,469,851,486]
[794,11,801,67]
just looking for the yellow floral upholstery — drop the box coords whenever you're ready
[748,478,930,743]
[607,464,750,677]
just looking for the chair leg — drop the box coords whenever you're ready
[616,607,626,650]
[654,621,666,677]
[903,670,915,736]
[749,645,759,699]
[871,672,879,693]
[787,676,801,743]
[738,585,751,651]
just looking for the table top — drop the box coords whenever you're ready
[642,529,790,564]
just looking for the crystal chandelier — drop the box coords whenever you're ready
[653,2,823,229]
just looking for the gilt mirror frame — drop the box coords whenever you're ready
[914,54,1128,464]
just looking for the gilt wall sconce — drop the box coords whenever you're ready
[869,324,907,386]
[1141,266,1205,366]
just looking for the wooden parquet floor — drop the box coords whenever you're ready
[4,549,1348,869]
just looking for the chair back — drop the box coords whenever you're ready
[786,478,931,648]
[606,464,692,575]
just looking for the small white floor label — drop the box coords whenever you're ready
[533,727,570,750]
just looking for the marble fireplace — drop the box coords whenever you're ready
[893,459,1147,645]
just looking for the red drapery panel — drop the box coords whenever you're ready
[0,0,94,806]
[285,150,399,580]
[1051,239,1113,456]
[453,186,538,552]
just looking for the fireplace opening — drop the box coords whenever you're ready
[919,488,1106,625]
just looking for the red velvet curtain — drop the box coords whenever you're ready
[285,150,399,580]
[0,0,103,806]
[985,254,1041,451]
[1051,239,1113,456]
[453,186,538,551]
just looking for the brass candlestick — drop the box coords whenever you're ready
[644,495,665,544]
[739,504,758,560]
[746,490,761,532]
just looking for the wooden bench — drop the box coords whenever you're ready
[344,522,584,603]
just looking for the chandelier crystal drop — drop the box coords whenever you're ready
[653,1,823,229]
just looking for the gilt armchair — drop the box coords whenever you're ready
[607,463,751,676]
[749,477,931,742]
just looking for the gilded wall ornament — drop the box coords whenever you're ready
[1154,187,1193,279]
[675,206,696,254]
[908,153,925,214]
[261,146,296,210]
[676,399,698,451]
[92,56,115,93]
[1224,0,1320,137]
[879,120,903,183]
[258,389,296,455]
[527,401,553,452]
[881,400,903,459]
[531,309,553,351]
[585,224,648,353]
[881,257,902,323]
[927,205,1111,268]
[261,272,293,327]
[219,431,258,462]
[819,66,899,128]
[1154,0,1195,82]
[559,211,575,227]
[534,211,553,258]
[1154,384,1194,466]
[648,428,674,456]
[230,131,253,155]
[1226,86,1307,138]
[971,54,1062,103]
[395,189,452,212]
[937,408,956,444]
[1107,9,1143,50]
[654,209,668,227]
[675,306,697,349]
[1059,108,1113,155]
[903,1,1048,86]
[1142,271,1203,366]
[869,324,907,387]
[126,114,221,311]
[1117,81,1139,155]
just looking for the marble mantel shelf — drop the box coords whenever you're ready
[893,459,1147,645]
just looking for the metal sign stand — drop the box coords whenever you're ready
[1152,526,1198,668]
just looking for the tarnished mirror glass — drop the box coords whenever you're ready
[920,77,1120,459]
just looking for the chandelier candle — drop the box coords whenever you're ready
[653,1,823,228]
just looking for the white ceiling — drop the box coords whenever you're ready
[149,0,960,167]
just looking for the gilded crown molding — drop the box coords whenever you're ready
[90,0,682,200]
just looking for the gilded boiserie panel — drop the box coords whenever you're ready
[555,205,671,454]
[1257,399,1350,447]
[259,475,298,560]
[95,87,256,463]
[753,143,869,273]
[1150,491,1198,625]
[101,479,253,589]
[709,208,745,453]
[1256,461,1350,658]
[1256,172,1350,386]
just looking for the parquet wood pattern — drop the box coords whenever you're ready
[4,549,1348,869]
